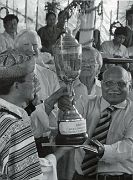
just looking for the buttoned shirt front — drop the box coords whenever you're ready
[101,40,129,58]
[74,96,133,175]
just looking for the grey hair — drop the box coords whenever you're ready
[15,29,42,49]
[82,47,103,69]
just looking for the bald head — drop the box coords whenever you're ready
[102,66,131,105]
[103,66,131,83]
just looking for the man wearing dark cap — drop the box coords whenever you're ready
[101,26,128,59]
[0,49,72,180]
[0,14,19,53]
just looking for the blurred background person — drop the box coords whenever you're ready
[37,11,61,55]
[79,46,103,96]
[0,14,19,53]
[100,26,128,59]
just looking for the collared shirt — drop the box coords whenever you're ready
[75,96,133,175]
[35,63,60,101]
[0,31,15,53]
[101,40,129,58]
[0,98,57,180]
[0,98,44,179]
[89,78,102,97]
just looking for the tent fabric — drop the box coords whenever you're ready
[0,0,133,42]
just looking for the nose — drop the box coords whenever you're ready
[110,82,120,90]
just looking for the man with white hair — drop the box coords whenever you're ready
[79,46,103,96]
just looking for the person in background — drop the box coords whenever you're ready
[79,46,102,96]
[37,11,61,55]
[101,26,128,59]
[15,29,60,101]
[0,14,19,53]
[14,29,60,157]
[100,26,129,72]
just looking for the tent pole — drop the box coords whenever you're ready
[116,0,119,20]
[25,0,28,28]
[35,0,39,31]
[109,10,112,40]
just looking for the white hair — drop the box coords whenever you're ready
[15,29,42,49]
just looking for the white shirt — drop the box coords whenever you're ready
[101,40,129,58]
[74,96,133,175]
[0,31,15,53]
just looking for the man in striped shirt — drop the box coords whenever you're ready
[0,49,72,180]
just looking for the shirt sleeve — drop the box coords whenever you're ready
[39,154,58,180]
[0,115,43,180]
[0,35,8,53]
[100,119,133,164]
[31,103,58,139]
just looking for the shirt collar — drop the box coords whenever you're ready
[0,98,25,118]
[101,97,127,112]
[90,78,101,96]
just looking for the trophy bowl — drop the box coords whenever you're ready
[53,31,88,145]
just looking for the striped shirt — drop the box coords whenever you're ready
[0,98,44,180]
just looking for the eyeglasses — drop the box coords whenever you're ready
[103,80,128,88]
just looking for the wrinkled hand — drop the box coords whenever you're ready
[83,138,105,159]
[44,86,69,115]
[89,139,105,159]
[58,94,75,112]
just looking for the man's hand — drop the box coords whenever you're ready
[83,138,105,158]
[44,86,70,115]
[89,139,105,159]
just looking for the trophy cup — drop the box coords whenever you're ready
[53,31,88,145]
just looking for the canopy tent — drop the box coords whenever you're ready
[0,0,133,42]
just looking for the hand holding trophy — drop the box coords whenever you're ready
[53,30,88,145]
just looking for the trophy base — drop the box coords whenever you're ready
[55,133,88,145]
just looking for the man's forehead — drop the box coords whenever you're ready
[103,69,127,81]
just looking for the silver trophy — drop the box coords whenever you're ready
[53,31,88,145]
